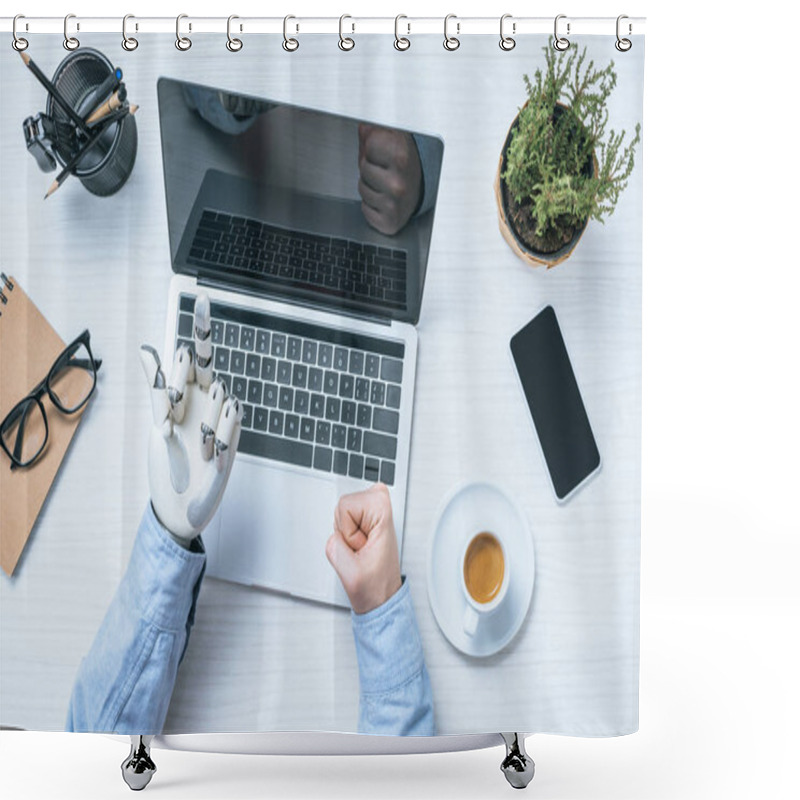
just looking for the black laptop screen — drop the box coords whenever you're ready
[157,77,443,326]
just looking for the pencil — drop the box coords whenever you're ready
[85,68,123,119]
[85,88,126,125]
[18,50,91,136]
[44,105,138,200]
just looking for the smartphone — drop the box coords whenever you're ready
[510,306,600,502]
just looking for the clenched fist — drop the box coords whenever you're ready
[357,124,423,236]
[326,483,403,614]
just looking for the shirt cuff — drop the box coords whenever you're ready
[123,503,207,633]
[350,578,426,696]
[412,133,443,219]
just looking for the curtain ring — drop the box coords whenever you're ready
[499,14,516,51]
[394,14,410,51]
[615,15,632,52]
[63,14,80,51]
[12,14,29,52]
[176,14,192,51]
[283,15,299,52]
[227,15,243,51]
[553,14,570,51]
[443,14,460,51]
[338,14,355,51]
[122,14,138,51]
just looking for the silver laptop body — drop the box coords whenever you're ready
[158,78,443,607]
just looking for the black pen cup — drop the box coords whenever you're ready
[47,48,137,197]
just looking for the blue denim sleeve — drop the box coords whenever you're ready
[412,133,443,219]
[351,578,435,736]
[65,504,206,734]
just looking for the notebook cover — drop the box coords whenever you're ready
[0,277,81,576]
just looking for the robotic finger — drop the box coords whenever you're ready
[194,292,213,390]
[167,345,194,424]
[200,379,227,461]
[186,396,242,530]
[215,396,242,474]
[139,345,171,434]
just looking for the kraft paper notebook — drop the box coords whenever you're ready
[0,276,81,576]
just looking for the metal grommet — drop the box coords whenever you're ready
[176,14,192,51]
[615,15,632,52]
[227,15,243,51]
[338,14,355,51]
[499,13,516,51]
[553,14,570,51]
[283,15,299,52]
[394,14,410,51]
[63,13,80,51]
[443,14,460,51]
[12,14,29,52]
[122,14,139,51]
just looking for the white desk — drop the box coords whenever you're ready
[0,34,643,736]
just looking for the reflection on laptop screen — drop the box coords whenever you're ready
[157,78,443,325]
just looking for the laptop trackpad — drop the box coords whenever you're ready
[216,462,348,607]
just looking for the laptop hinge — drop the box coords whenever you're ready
[196,275,392,327]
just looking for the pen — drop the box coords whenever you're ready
[44,105,138,200]
[18,50,91,136]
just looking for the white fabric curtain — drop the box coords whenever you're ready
[1,29,644,738]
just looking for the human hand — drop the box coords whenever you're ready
[326,483,403,614]
[139,293,242,541]
[357,123,423,236]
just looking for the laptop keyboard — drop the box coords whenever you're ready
[187,209,408,311]
[175,294,404,486]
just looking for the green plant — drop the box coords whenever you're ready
[501,45,641,254]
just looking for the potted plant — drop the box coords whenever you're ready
[495,46,641,268]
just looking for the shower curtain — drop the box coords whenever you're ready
[0,25,644,739]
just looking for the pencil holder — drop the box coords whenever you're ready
[47,48,137,197]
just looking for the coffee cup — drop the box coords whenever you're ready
[461,531,509,636]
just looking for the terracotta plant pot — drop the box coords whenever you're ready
[495,103,594,269]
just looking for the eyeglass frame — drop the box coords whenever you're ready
[0,329,102,470]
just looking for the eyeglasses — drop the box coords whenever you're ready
[1,329,102,470]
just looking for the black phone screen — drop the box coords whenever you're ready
[510,306,600,500]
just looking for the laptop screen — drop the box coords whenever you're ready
[157,77,443,326]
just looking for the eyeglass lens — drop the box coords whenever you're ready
[49,339,97,412]
[1,399,48,466]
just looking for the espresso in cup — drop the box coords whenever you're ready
[463,532,505,605]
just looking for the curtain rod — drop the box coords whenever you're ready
[1,16,646,37]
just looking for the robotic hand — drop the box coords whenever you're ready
[139,293,242,541]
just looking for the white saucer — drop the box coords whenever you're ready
[427,482,535,658]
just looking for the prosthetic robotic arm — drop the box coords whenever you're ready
[119,294,241,789]
[139,291,242,541]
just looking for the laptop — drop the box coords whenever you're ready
[157,78,443,607]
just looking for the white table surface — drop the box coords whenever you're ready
[0,33,643,736]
